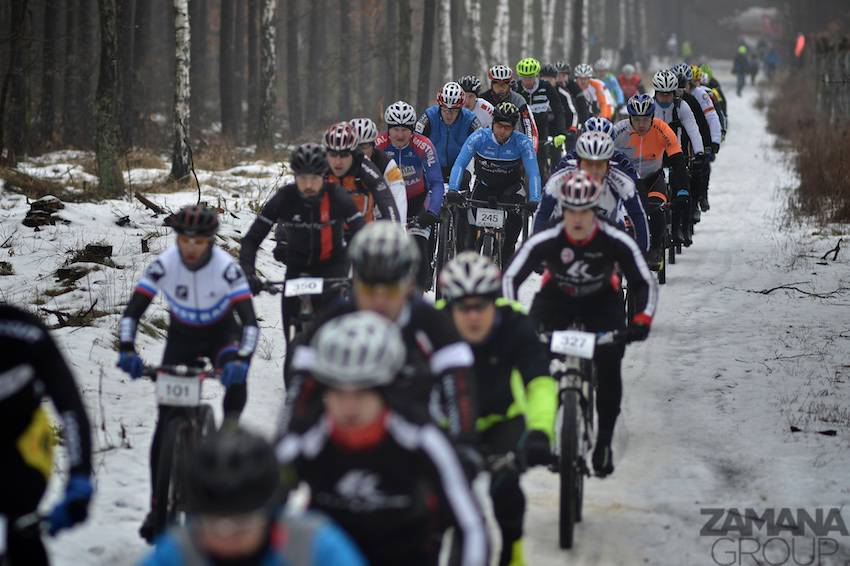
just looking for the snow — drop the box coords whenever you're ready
[0,63,847,564]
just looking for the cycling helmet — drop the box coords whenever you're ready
[516,57,541,78]
[621,63,636,75]
[690,64,703,83]
[169,204,219,237]
[651,69,679,93]
[311,311,406,389]
[555,170,603,210]
[575,130,615,161]
[540,63,558,78]
[290,142,328,175]
[627,93,656,117]
[323,122,358,152]
[437,81,464,109]
[700,63,714,80]
[488,64,513,82]
[438,252,502,303]
[384,100,417,129]
[573,63,594,78]
[492,101,520,126]
[554,61,571,74]
[458,75,482,95]
[349,118,378,145]
[671,63,693,81]
[187,428,280,515]
[583,116,615,137]
[349,221,419,284]
[595,58,610,72]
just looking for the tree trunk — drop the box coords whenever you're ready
[285,0,302,136]
[247,0,259,141]
[636,0,648,71]
[541,0,555,63]
[307,0,325,123]
[189,0,207,124]
[618,0,627,53]
[62,0,79,145]
[489,0,509,65]
[95,0,126,194]
[450,0,464,75]
[39,0,60,149]
[220,0,237,142]
[437,0,453,83]
[233,0,247,141]
[77,0,96,148]
[464,0,487,77]
[170,0,191,179]
[384,0,397,101]
[417,0,436,109]
[256,0,276,154]
[520,0,533,56]
[397,0,411,101]
[563,0,573,61]
[132,0,149,141]
[338,0,352,116]
[0,0,28,165]
[116,0,134,148]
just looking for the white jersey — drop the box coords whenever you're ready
[692,85,722,146]
[471,98,494,128]
[653,98,705,155]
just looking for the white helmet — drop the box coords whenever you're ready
[384,101,417,129]
[438,252,502,302]
[652,69,679,93]
[573,63,594,78]
[575,131,615,161]
[311,311,406,389]
[595,58,610,72]
[438,82,464,109]
[488,64,513,82]
[349,118,378,145]
[622,64,636,75]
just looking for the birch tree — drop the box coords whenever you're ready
[417,0,436,108]
[285,0,302,136]
[541,0,556,63]
[464,0,487,76]
[170,0,191,180]
[637,0,648,70]
[438,0,453,82]
[618,0,627,54]
[398,0,411,100]
[256,0,276,155]
[563,0,573,60]
[520,0,533,56]
[95,0,125,193]
[580,0,590,63]
[489,0,509,65]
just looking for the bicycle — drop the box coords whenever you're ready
[465,197,531,269]
[541,327,632,549]
[143,358,217,539]
[432,199,461,299]
[262,276,351,341]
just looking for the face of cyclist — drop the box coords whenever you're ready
[388,126,413,148]
[579,159,609,183]
[490,80,510,99]
[324,388,385,428]
[177,234,211,267]
[451,297,496,344]
[493,121,514,144]
[196,513,269,559]
[462,91,477,110]
[295,174,324,198]
[542,76,557,88]
[327,150,353,177]
[557,72,570,85]
[353,279,412,321]
[563,208,597,241]
[440,106,460,125]
[655,91,675,107]
[359,142,374,159]
[520,77,537,90]
[630,115,653,136]
[576,77,590,91]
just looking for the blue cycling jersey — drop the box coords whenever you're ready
[376,132,445,217]
[415,105,479,174]
[448,128,541,201]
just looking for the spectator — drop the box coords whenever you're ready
[733,44,750,96]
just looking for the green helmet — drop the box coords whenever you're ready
[516,57,541,78]
[700,63,714,79]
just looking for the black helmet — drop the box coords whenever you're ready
[168,204,219,237]
[540,63,558,78]
[187,428,282,516]
[290,143,329,176]
[349,222,419,284]
[554,60,571,74]
[492,101,520,126]
[458,75,482,95]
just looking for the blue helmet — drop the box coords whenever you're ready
[583,116,614,137]
[627,94,656,117]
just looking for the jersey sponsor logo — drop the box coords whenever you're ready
[145,259,166,282]
[223,263,245,284]
[560,248,575,264]
[176,284,189,300]
[565,260,595,280]
[318,470,411,512]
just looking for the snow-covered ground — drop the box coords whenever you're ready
[1,64,848,565]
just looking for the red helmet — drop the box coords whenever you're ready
[323,122,358,152]
[437,82,464,109]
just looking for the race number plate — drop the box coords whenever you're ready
[284,277,324,297]
[550,330,596,359]
[473,207,505,229]
[156,374,201,407]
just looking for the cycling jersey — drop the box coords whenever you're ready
[653,96,705,155]
[691,85,723,146]
[479,88,540,150]
[415,106,481,177]
[469,97,495,128]
[276,411,488,566]
[552,149,639,183]
[533,160,650,251]
[325,150,399,223]
[367,147,408,221]
[513,79,566,142]
[558,80,591,126]
[448,128,541,201]
[617,73,644,99]
[582,79,613,119]
[376,132,445,218]
[239,182,365,272]
[612,118,689,192]
[600,73,625,107]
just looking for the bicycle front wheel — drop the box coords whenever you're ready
[153,416,194,536]
[559,389,581,549]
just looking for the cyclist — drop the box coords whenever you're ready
[437,253,556,566]
[447,101,541,265]
[458,74,495,128]
[376,100,445,290]
[534,130,649,255]
[554,60,591,127]
[700,63,728,137]
[276,311,488,566]
[139,427,366,565]
[595,58,626,112]
[479,64,539,150]
[415,81,481,184]
[612,94,691,268]
[551,117,639,184]
[118,204,259,542]
[323,121,399,223]
[688,65,723,214]
[573,63,614,120]
[1,304,93,566]
[350,117,408,221]
[280,222,477,456]
[503,171,657,477]
[513,57,567,182]
[541,63,579,152]
[239,143,363,363]
[618,63,646,100]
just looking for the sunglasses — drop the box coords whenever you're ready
[492,79,511,85]
[327,150,352,158]
[453,298,493,313]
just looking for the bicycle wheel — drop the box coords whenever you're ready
[559,389,581,549]
[153,415,194,536]
[434,209,456,299]
[480,233,495,262]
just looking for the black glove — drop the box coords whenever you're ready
[711,142,720,155]
[626,322,651,342]
[417,209,439,228]
[673,189,690,207]
[455,444,483,480]
[565,131,578,151]
[444,190,466,206]
[524,201,539,213]
[520,430,552,468]
[247,275,263,295]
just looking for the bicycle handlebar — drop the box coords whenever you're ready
[142,357,215,379]
[260,277,351,296]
